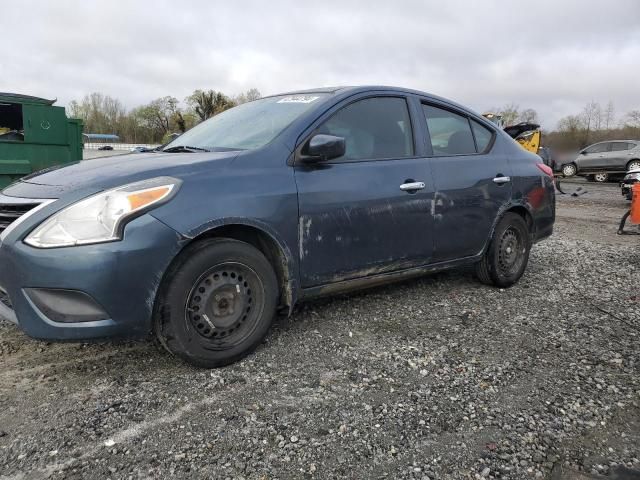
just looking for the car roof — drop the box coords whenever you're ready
[277,85,457,101]
[268,85,483,120]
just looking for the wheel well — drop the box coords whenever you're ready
[627,159,640,169]
[190,225,292,311]
[506,206,534,233]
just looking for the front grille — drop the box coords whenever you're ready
[0,203,40,235]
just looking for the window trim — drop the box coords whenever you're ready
[610,141,631,152]
[420,101,496,158]
[293,94,419,165]
[584,142,610,154]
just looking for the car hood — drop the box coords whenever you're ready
[1,151,239,198]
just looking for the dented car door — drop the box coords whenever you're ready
[294,96,435,287]
[421,102,512,262]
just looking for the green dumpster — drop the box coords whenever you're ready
[0,93,83,189]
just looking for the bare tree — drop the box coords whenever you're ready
[235,88,262,105]
[499,103,520,126]
[604,101,615,130]
[518,108,538,124]
[623,110,640,128]
[581,101,602,144]
[67,92,126,136]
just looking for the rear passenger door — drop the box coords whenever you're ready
[608,142,633,170]
[422,102,512,262]
[294,95,435,287]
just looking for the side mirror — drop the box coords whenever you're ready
[300,134,345,163]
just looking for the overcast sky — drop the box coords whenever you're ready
[2,0,639,129]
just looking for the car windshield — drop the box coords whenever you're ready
[164,93,328,152]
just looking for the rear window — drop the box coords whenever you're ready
[611,142,631,151]
[470,119,494,153]
[423,104,476,155]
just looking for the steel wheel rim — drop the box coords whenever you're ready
[595,173,607,182]
[628,161,640,171]
[497,227,525,276]
[185,261,264,349]
[563,165,576,176]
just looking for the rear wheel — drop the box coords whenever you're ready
[154,238,278,368]
[475,213,531,288]
[562,163,577,177]
[627,160,640,172]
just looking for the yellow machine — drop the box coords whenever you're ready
[482,113,541,154]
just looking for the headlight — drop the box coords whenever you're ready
[25,177,180,248]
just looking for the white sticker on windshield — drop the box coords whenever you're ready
[277,95,320,104]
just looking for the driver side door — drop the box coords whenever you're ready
[580,142,611,169]
[294,95,435,287]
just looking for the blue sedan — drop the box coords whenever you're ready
[0,86,555,367]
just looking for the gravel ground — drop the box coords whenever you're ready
[1,180,639,480]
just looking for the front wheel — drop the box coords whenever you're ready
[154,238,278,368]
[562,163,577,177]
[475,213,531,288]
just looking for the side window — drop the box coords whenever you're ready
[0,102,24,142]
[318,97,413,161]
[611,142,630,152]
[585,143,608,154]
[470,119,494,153]
[423,104,476,155]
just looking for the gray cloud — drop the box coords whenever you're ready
[1,0,639,128]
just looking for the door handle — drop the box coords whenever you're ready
[400,181,426,191]
[492,176,511,185]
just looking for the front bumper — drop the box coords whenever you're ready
[0,214,184,340]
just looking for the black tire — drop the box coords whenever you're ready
[475,213,531,288]
[154,238,278,368]
[593,172,609,183]
[627,160,640,172]
[561,163,577,177]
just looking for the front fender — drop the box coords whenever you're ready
[154,214,300,312]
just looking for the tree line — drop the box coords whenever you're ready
[69,90,640,151]
[68,88,260,144]
[549,102,640,152]
[489,102,640,152]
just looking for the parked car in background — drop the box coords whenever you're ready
[0,86,555,368]
[130,146,155,153]
[561,140,640,182]
[97,145,114,151]
[621,167,640,200]
[538,146,560,173]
